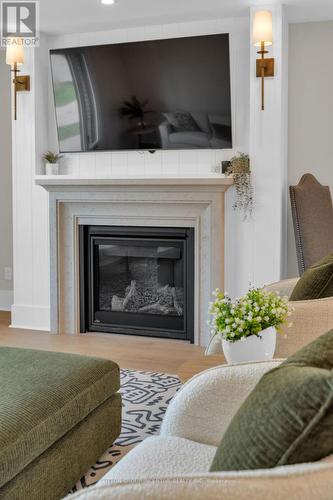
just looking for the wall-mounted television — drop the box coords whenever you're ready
[50,34,232,153]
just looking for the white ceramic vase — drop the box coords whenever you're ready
[45,162,59,175]
[222,326,277,364]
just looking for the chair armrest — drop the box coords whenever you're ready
[263,278,299,298]
[160,360,282,446]
[276,295,333,358]
[158,121,172,148]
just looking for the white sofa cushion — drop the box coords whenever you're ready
[161,360,282,446]
[99,436,216,483]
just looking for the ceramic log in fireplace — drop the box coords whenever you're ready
[79,226,195,342]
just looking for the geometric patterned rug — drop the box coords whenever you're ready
[71,369,182,492]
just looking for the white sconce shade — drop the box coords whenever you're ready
[6,38,24,66]
[6,37,30,120]
[253,10,273,47]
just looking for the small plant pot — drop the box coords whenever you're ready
[45,163,59,175]
[222,326,277,364]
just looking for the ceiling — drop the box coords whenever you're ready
[40,0,333,35]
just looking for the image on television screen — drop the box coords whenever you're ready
[50,34,232,153]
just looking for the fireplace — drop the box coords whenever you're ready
[79,226,195,342]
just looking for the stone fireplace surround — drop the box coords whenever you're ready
[36,175,233,347]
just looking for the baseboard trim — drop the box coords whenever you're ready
[11,304,51,331]
[0,290,13,311]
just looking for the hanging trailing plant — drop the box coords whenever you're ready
[227,153,253,220]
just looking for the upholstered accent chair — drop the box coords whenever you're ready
[264,278,333,358]
[290,174,333,275]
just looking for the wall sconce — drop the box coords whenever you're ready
[253,10,274,111]
[6,38,31,120]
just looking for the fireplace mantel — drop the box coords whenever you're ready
[37,174,233,346]
[35,174,233,190]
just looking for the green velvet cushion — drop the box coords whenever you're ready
[210,329,333,472]
[290,252,333,301]
[0,347,120,488]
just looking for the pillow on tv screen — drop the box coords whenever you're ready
[290,252,333,301]
[164,112,199,132]
[210,329,333,472]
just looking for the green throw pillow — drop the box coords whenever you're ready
[210,329,333,472]
[290,252,333,301]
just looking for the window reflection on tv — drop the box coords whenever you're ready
[50,34,232,153]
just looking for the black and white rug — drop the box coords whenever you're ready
[72,369,182,491]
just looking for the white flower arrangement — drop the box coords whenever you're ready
[209,288,294,343]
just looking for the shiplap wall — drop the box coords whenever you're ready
[45,17,250,177]
[11,11,288,333]
[0,51,13,310]
[11,44,50,329]
[11,17,251,331]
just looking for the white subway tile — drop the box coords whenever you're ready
[95,152,112,176]
[111,152,128,176]
[127,151,145,175]
[79,153,96,177]
[144,151,163,176]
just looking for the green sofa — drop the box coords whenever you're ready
[0,347,122,499]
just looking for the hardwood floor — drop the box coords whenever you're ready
[0,312,204,375]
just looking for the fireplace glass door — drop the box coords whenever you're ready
[80,226,194,341]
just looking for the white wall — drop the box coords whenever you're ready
[249,4,289,287]
[288,21,333,277]
[11,17,251,331]
[11,42,50,330]
[0,49,13,310]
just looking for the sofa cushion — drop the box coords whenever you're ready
[290,252,333,300]
[169,131,210,148]
[0,347,120,487]
[210,329,333,472]
[98,436,217,483]
[191,113,210,134]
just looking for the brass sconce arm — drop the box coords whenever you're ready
[253,10,275,111]
[10,62,30,121]
[256,42,275,111]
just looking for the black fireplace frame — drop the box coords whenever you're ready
[79,225,195,342]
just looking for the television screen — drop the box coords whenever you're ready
[50,34,232,153]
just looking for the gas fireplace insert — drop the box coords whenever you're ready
[79,226,194,342]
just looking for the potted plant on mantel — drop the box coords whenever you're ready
[206,288,293,364]
[42,151,63,175]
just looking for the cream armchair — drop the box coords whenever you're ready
[264,278,333,358]
[68,361,333,500]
